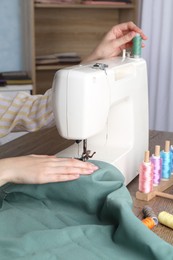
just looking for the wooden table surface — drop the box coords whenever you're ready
[0,127,173,245]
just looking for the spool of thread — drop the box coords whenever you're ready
[170,145,173,174]
[150,145,162,186]
[158,211,173,229]
[142,205,158,225]
[160,140,171,180]
[142,217,156,229]
[138,151,153,193]
[132,33,142,58]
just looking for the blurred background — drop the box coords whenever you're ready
[0,0,173,132]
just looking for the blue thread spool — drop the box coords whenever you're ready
[170,145,173,174]
[161,140,171,180]
[132,33,142,58]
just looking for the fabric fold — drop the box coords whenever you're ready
[0,160,172,260]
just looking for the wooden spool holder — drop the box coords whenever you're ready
[136,142,173,201]
[136,175,173,201]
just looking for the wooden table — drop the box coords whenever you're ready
[0,127,173,245]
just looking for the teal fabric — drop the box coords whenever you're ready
[0,160,173,260]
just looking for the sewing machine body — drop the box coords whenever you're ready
[52,57,148,185]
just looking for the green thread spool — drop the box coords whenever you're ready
[132,33,142,58]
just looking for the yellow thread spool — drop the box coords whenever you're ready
[158,211,173,229]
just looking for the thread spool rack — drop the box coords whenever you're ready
[136,140,173,201]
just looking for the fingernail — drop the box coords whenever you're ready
[131,31,136,38]
[90,164,99,169]
[84,169,95,174]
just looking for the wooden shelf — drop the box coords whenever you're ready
[0,85,33,92]
[36,64,80,71]
[27,0,138,94]
[35,3,134,9]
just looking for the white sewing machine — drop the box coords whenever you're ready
[52,56,148,185]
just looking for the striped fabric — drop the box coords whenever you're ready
[0,89,55,138]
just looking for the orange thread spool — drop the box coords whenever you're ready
[142,217,155,229]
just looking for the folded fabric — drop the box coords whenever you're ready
[0,160,172,260]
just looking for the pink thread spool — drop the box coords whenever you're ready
[139,151,153,193]
[151,145,162,186]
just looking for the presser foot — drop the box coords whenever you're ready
[76,139,96,161]
[80,151,96,162]
[81,139,96,161]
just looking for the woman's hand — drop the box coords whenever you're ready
[0,155,98,186]
[83,21,147,62]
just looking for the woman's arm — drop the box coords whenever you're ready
[0,89,54,138]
